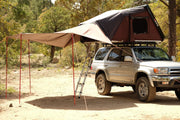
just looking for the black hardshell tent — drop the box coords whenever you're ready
[81,4,164,43]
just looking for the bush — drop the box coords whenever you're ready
[59,42,87,67]
[0,83,16,96]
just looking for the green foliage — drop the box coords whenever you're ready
[37,6,71,61]
[176,41,180,61]
[149,1,168,38]
[157,39,168,53]
[56,0,126,26]
[177,0,180,17]
[59,42,86,67]
[0,0,54,67]
[38,6,70,32]
[0,83,16,96]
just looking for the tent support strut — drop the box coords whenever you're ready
[19,34,22,104]
[28,40,31,94]
[5,37,8,98]
[72,34,76,105]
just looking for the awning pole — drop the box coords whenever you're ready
[5,37,8,98]
[28,40,31,94]
[19,34,22,104]
[72,34,76,105]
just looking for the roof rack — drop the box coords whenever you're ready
[103,42,157,47]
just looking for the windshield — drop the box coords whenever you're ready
[133,47,171,61]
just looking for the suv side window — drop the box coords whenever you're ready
[95,47,110,60]
[108,49,122,61]
[121,48,132,60]
[108,48,132,62]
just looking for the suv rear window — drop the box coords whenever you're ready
[95,47,110,60]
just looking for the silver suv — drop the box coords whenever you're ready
[91,44,180,102]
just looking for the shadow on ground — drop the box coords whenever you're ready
[110,91,180,105]
[26,91,180,110]
[26,91,137,110]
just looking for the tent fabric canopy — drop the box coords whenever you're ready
[8,4,164,47]
[8,24,112,48]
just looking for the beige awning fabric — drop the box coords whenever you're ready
[8,24,112,48]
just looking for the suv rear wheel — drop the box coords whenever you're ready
[96,74,112,95]
[136,77,156,102]
[175,89,180,100]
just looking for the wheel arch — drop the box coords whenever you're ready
[95,70,107,82]
[135,72,154,87]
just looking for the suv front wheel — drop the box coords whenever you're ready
[136,77,156,102]
[175,89,180,100]
[96,74,112,95]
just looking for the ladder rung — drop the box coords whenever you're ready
[75,50,94,98]
[76,91,82,94]
[78,83,84,86]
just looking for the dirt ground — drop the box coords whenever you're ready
[0,66,180,120]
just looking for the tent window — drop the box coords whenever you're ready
[133,18,148,34]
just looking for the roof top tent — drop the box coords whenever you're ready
[80,4,164,43]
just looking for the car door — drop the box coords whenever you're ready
[104,48,123,82]
[105,48,135,83]
[118,48,135,83]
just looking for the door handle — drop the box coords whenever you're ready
[104,65,108,67]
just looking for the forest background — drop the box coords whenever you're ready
[1,0,180,68]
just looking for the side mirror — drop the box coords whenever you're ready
[171,56,176,62]
[124,56,133,62]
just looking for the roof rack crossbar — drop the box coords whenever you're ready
[102,42,157,47]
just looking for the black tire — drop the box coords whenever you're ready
[95,74,112,95]
[132,85,136,93]
[175,89,180,100]
[136,77,156,102]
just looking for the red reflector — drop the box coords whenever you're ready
[162,82,169,85]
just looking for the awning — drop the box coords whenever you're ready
[8,24,112,48]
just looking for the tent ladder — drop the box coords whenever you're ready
[75,51,93,98]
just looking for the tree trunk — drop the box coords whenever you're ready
[50,46,55,62]
[168,0,177,56]
[85,43,91,56]
[95,43,99,53]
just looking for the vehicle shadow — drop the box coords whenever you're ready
[110,91,180,105]
[153,95,180,105]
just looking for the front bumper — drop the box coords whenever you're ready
[151,76,180,88]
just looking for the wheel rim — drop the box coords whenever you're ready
[97,77,105,93]
[138,82,148,98]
